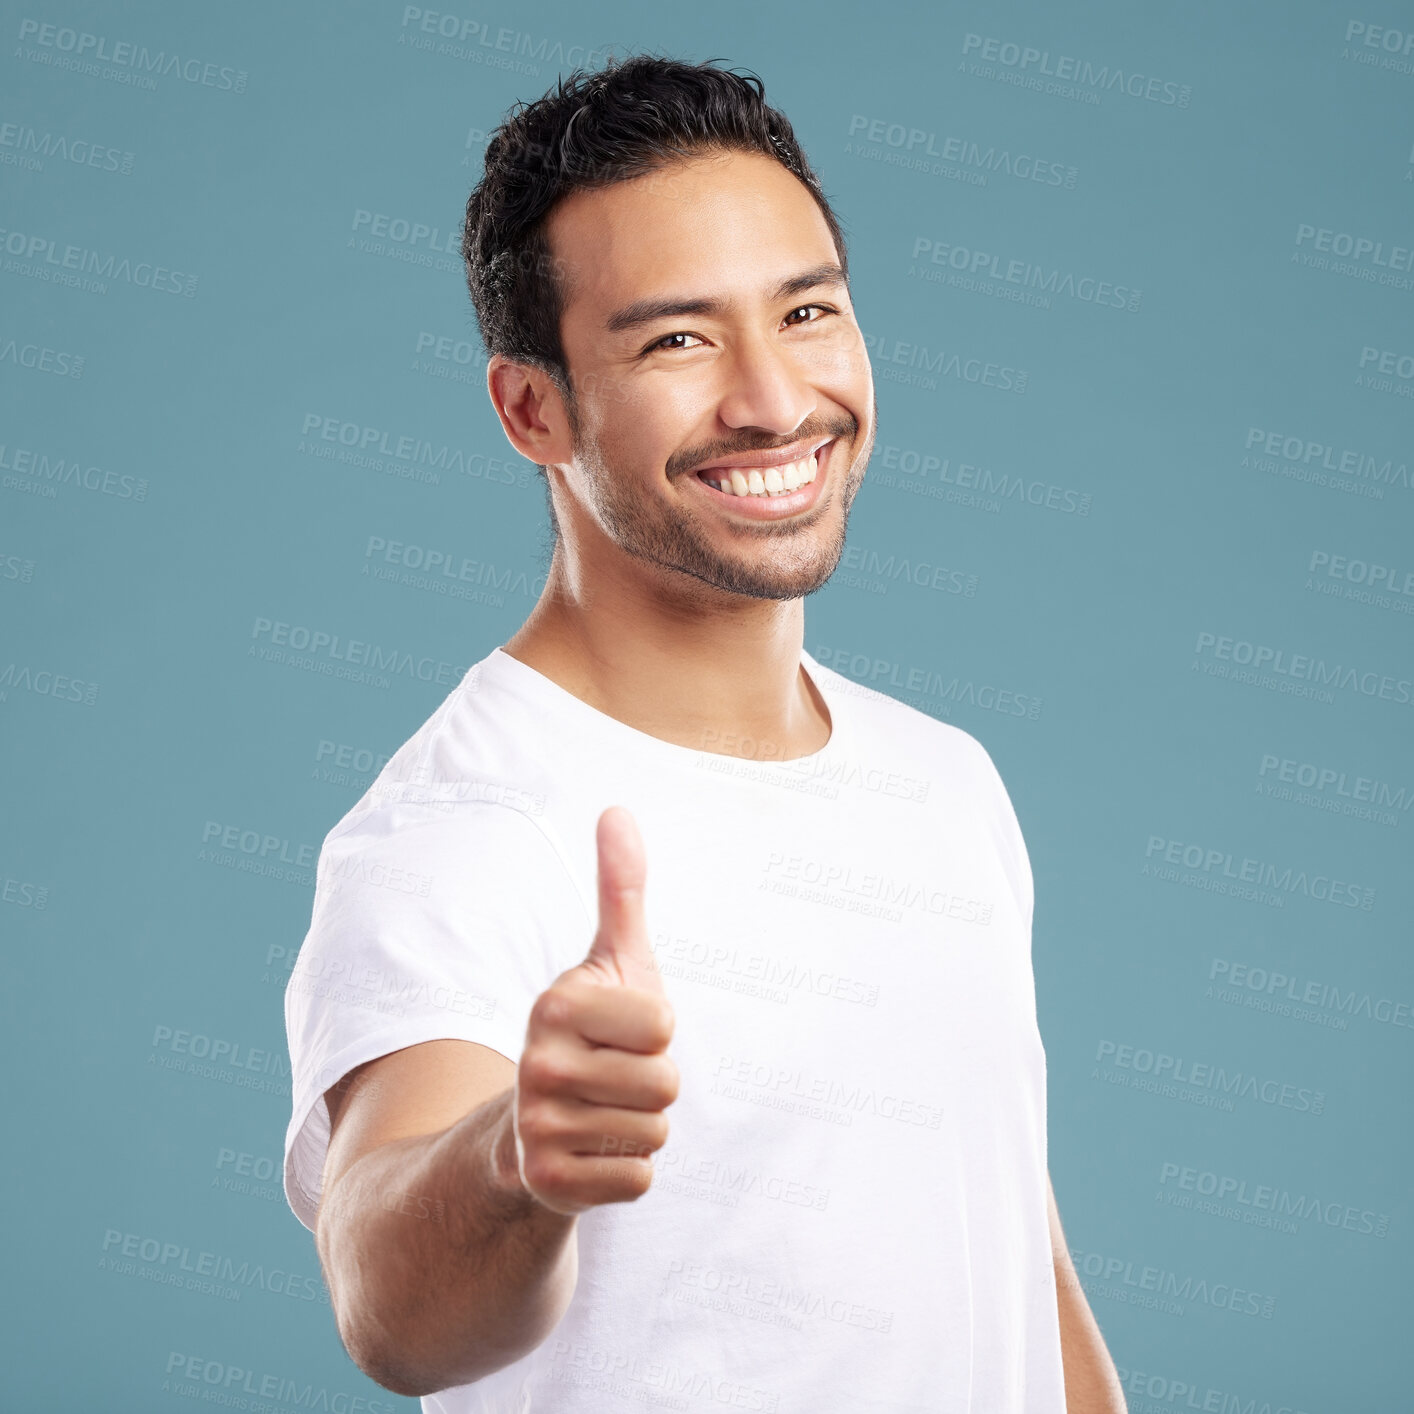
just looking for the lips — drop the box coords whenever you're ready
[695,451,815,496]
[689,434,835,480]
[689,438,836,520]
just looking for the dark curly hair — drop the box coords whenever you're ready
[461,51,851,447]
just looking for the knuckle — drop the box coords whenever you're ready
[530,986,575,1033]
[515,1101,551,1147]
[622,1162,655,1198]
[519,1048,569,1096]
[644,998,675,1047]
[652,1060,680,1107]
[521,1152,563,1195]
[517,1047,550,1090]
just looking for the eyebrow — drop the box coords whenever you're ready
[603,262,849,336]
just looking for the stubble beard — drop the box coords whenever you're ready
[575,424,872,604]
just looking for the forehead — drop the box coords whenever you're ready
[543,149,839,327]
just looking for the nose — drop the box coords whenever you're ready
[712,328,817,438]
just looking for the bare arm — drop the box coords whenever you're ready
[1046,1172,1127,1413]
[315,1040,579,1397]
[312,807,678,1399]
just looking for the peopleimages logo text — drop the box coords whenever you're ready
[249,617,466,686]
[1144,836,1375,910]
[1194,632,1413,706]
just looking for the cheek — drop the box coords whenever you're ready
[817,330,871,389]
[605,385,693,462]
[578,399,671,490]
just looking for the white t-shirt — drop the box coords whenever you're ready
[283,645,1066,1414]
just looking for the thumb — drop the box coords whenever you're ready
[582,805,664,994]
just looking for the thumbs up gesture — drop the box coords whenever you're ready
[511,806,679,1215]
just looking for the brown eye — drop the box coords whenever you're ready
[646,331,705,355]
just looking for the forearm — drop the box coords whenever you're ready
[317,1087,579,1397]
[1054,1258,1127,1413]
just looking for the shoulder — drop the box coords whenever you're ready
[809,654,1033,911]
[315,794,576,906]
[317,658,557,862]
[808,652,1012,793]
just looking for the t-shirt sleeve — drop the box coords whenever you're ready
[966,734,1036,937]
[281,798,591,1233]
[958,733,1044,1056]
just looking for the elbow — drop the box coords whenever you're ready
[361,1362,455,1402]
[348,1339,514,1400]
[336,1304,455,1399]
[319,1253,437,1397]
[317,1202,442,1396]
[351,1356,436,1402]
[315,1174,577,1397]
[334,1293,517,1399]
[346,1311,569,1397]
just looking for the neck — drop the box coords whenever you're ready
[502,554,832,762]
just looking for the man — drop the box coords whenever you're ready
[283,53,1126,1413]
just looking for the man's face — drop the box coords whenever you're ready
[543,148,876,603]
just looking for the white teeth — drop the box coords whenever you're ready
[706,452,819,498]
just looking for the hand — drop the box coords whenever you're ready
[510,806,679,1215]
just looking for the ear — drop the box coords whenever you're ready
[486,356,574,469]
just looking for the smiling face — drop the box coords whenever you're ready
[542,148,877,604]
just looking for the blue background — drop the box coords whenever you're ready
[2,2,1411,1409]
